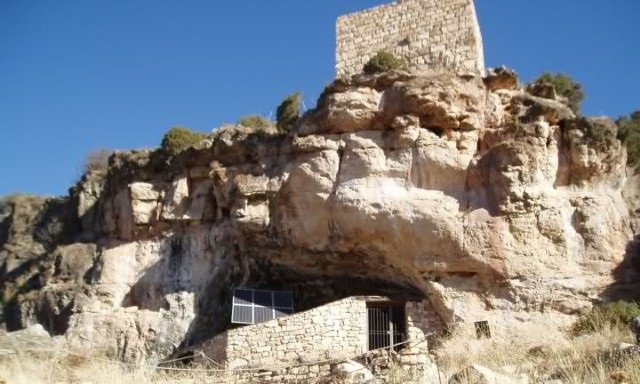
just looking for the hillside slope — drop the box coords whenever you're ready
[0,68,636,364]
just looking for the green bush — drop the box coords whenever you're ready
[571,117,618,145]
[530,72,585,114]
[276,93,301,133]
[238,115,272,130]
[363,51,406,74]
[160,126,206,155]
[571,301,640,336]
[617,111,640,169]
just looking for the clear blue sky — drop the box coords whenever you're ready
[1,1,638,196]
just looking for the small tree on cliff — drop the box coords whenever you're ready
[276,92,301,133]
[160,126,206,155]
[363,51,406,74]
[617,110,640,169]
[529,72,585,114]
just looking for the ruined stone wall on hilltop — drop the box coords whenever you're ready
[336,0,484,77]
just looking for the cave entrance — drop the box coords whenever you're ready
[366,302,406,351]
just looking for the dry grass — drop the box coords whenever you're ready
[438,325,640,384]
[4,325,640,383]
[83,149,114,175]
[0,353,242,384]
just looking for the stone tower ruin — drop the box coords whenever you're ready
[336,0,485,77]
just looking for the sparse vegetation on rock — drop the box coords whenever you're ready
[160,126,206,155]
[363,51,406,74]
[83,148,114,175]
[276,92,301,133]
[571,301,640,336]
[529,72,585,113]
[617,110,640,169]
[237,115,272,130]
[566,116,619,150]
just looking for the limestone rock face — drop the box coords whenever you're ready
[484,66,519,91]
[0,68,635,363]
[129,182,162,224]
[65,291,195,364]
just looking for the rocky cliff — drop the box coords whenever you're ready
[0,68,635,363]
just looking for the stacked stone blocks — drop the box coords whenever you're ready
[203,296,442,381]
[406,299,444,354]
[336,0,484,77]
[204,297,367,381]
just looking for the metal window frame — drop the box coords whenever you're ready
[474,320,491,339]
[231,288,294,325]
[366,302,406,351]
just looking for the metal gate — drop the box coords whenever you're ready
[367,304,405,351]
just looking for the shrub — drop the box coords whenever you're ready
[571,301,640,336]
[276,93,301,133]
[83,148,113,174]
[160,126,206,155]
[363,51,406,74]
[238,115,272,130]
[529,72,585,114]
[617,110,640,169]
[569,117,618,147]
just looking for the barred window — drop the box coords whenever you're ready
[367,303,406,351]
[475,321,491,339]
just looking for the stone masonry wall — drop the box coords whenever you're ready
[336,0,484,77]
[226,297,366,370]
[200,297,443,382]
[202,297,367,379]
[405,299,444,354]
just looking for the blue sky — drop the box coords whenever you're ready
[1,0,638,196]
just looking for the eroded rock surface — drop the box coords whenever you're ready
[0,68,635,363]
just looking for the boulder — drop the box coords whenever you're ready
[161,177,190,220]
[333,360,374,383]
[484,66,519,91]
[449,364,528,384]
